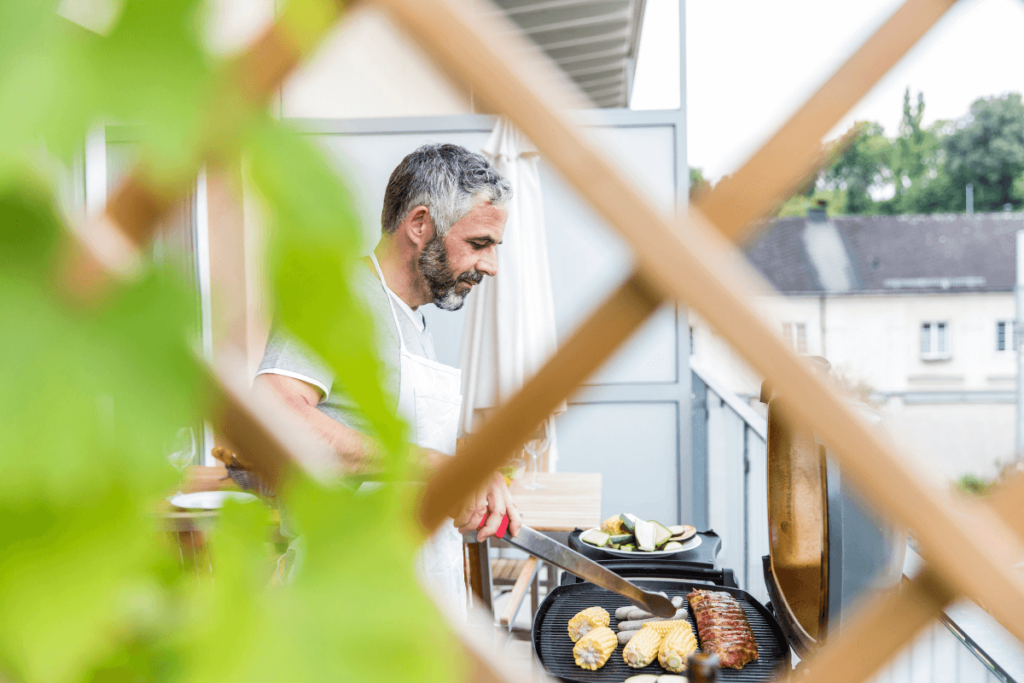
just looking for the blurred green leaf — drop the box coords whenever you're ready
[0,184,203,683]
[89,0,214,180]
[172,480,461,683]
[0,5,465,683]
[245,121,410,472]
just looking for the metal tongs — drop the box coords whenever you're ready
[471,515,677,617]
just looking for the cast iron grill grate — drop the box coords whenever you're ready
[532,580,790,683]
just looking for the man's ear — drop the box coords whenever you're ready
[401,205,434,247]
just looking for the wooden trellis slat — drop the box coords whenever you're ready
[417,111,865,527]
[987,471,1024,542]
[418,115,865,530]
[390,0,961,533]
[376,0,1024,668]
[56,4,354,485]
[798,568,956,683]
[802,468,1024,683]
[60,1,347,303]
[701,0,959,239]
[420,271,663,528]
[205,351,340,487]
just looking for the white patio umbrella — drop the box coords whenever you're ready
[458,117,565,469]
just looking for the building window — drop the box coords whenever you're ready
[997,320,1014,352]
[920,321,950,360]
[782,322,807,354]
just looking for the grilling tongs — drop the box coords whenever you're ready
[471,515,677,617]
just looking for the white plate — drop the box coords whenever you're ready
[169,491,259,510]
[591,533,702,558]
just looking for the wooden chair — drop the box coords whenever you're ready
[497,557,540,633]
[465,540,544,637]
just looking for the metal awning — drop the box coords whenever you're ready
[489,0,647,108]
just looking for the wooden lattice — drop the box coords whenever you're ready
[57,0,1024,680]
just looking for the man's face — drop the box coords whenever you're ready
[418,201,507,311]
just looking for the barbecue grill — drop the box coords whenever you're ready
[760,362,905,656]
[533,572,791,682]
[530,357,906,680]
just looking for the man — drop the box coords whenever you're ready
[254,143,522,610]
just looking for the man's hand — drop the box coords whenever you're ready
[454,471,523,541]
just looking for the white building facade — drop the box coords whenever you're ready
[693,209,1021,482]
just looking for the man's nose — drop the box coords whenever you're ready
[477,250,498,277]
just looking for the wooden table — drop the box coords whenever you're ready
[163,468,602,612]
[157,466,284,579]
[156,466,238,533]
[467,472,603,616]
[509,472,603,531]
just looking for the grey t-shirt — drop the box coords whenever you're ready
[256,261,437,434]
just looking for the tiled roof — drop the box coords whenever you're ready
[743,212,1023,295]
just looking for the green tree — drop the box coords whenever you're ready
[880,89,953,215]
[819,121,891,214]
[689,166,711,200]
[945,93,1024,211]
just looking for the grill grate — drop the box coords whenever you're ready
[532,580,790,683]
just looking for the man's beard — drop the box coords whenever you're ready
[418,234,484,311]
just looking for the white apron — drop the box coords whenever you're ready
[370,255,468,617]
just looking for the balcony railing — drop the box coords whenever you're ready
[691,360,769,603]
[692,361,1024,681]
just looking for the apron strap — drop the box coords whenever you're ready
[369,253,409,352]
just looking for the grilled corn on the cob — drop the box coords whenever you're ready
[658,622,699,673]
[640,619,690,636]
[600,515,625,535]
[623,628,663,668]
[573,626,617,670]
[568,606,610,642]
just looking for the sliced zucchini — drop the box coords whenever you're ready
[634,519,657,551]
[668,525,686,536]
[650,520,673,548]
[662,541,684,551]
[624,676,660,683]
[579,528,611,547]
[609,533,634,545]
[618,543,635,552]
[619,512,638,533]
[657,676,689,682]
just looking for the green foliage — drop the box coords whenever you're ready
[820,121,891,215]
[0,3,460,683]
[880,90,950,215]
[955,473,994,496]
[689,167,710,200]
[788,89,1024,216]
[945,93,1024,212]
[245,123,410,471]
[0,183,197,683]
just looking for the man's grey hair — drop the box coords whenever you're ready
[381,143,512,236]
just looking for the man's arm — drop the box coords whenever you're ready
[255,372,521,539]
[254,373,379,474]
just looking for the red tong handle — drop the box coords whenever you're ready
[478,513,510,539]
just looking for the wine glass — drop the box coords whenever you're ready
[499,447,526,484]
[522,419,551,491]
[167,426,197,492]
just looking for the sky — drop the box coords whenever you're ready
[630,0,1024,180]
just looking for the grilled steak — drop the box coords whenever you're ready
[687,589,759,669]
